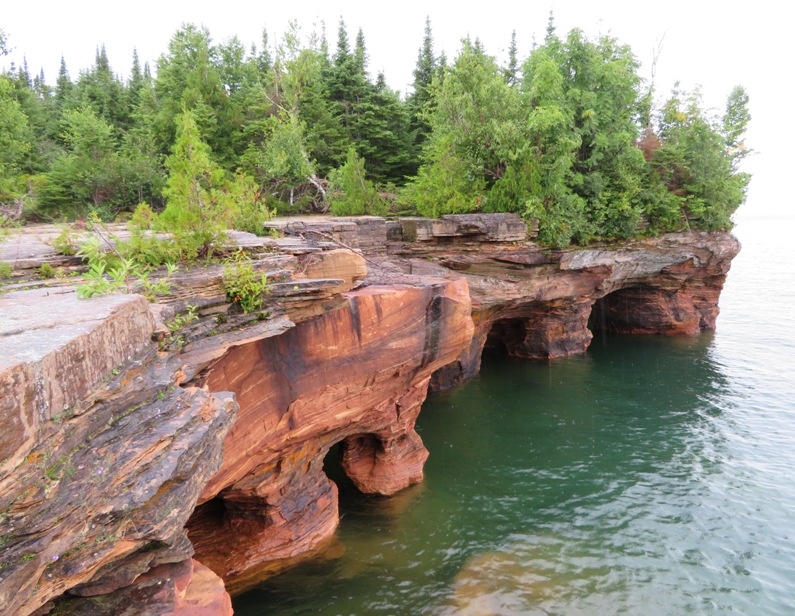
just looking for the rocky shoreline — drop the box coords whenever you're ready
[0,214,740,614]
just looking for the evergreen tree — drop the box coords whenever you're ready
[520,28,648,242]
[722,85,751,172]
[68,46,128,129]
[16,57,32,89]
[55,57,72,105]
[405,39,525,216]
[323,19,369,165]
[160,109,267,254]
[36,107,119,216]
[328,147,385,215]
[127,49,145,113]
[0,75,32,199]
[355,73,414,184]
[152,24,233,166]
[257,28,273,73]
[407,17,437,151]
[649,87,749,230]
[354,28,368,75]
[503,30,519,87]
[160,109,233,255]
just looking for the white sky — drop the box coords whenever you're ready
[2,0,790,217]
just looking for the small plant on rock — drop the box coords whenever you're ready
[50,226,80,256]
[222,250,269,314]
[161,304,199,350]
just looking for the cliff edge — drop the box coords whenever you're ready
[0,215,739,614]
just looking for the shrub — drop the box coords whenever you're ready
[222,250,269,314]
[328,148,386,216]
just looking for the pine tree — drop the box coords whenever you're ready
[128,49,145,109]
[0,75,32,199]
[407,16,437,151]
[69,46,128,130]
[153,24,232,165]
[503,31,519,87]
[722,85,751,171]
[160,109,232,256]
[354,28,368,76]
[257,28,272,73]
[406,39,524,216]
[355,73,414,184]
[328,147,385,215]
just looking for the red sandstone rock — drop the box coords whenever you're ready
[0,289,155,472]
[185,279,474,589]
[169,559,234,615]
[408,231,741,389]
[0,220,740,614]
[31,559,232,615]
[0,290,237,615]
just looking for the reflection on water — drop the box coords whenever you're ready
[235,217,795,616]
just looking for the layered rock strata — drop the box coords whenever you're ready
[0,216,739,614]
[0,289,236,615]
[185,279,473,593]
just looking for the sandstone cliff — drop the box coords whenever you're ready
[0,215,739,614]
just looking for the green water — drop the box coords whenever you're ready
[235,217,795,615]
[234,335,795,615]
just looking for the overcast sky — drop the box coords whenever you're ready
[2,0,789,218]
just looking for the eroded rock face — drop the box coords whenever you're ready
[185,279,474,590]
[401,230,742,389]
[35,559,232,616]
[0,218,740,613]
[0,289,156,472]
[0,290,237,616]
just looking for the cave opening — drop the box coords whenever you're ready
[323,441,357,503]
[589,294,612,335]
[483,318,527,359]
[590,288,641,335]
[322,439,393,518]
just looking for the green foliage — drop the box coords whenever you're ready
[649,87,749,231]
[518,29,649,243]
[222,250,269,313]
[723,85,752,172]
[152,24,233,164]
[0,19,750,243]
[402,136,485,217]
[241,110,316,212]
[74,219,177,299]
[160,110,271,257]
[161,304,198,350]
[75,236,135,297]
[227,172,273,235]
[128,202,156,230]
[120,202,181,266]
[328,148,386,215]
[0,75,32,200]
[38,263,58,279]
[34,107,162,219]
[407,17,438,152]
[405,39,524,218]
[50,225,81,255]
[137,263,178,301]
[0,261,11,279]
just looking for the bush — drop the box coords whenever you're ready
[328,148,387,216]
[222,250,269,313]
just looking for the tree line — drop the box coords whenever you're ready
[0,16,750,246]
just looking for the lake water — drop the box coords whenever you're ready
[234,214,795,615]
